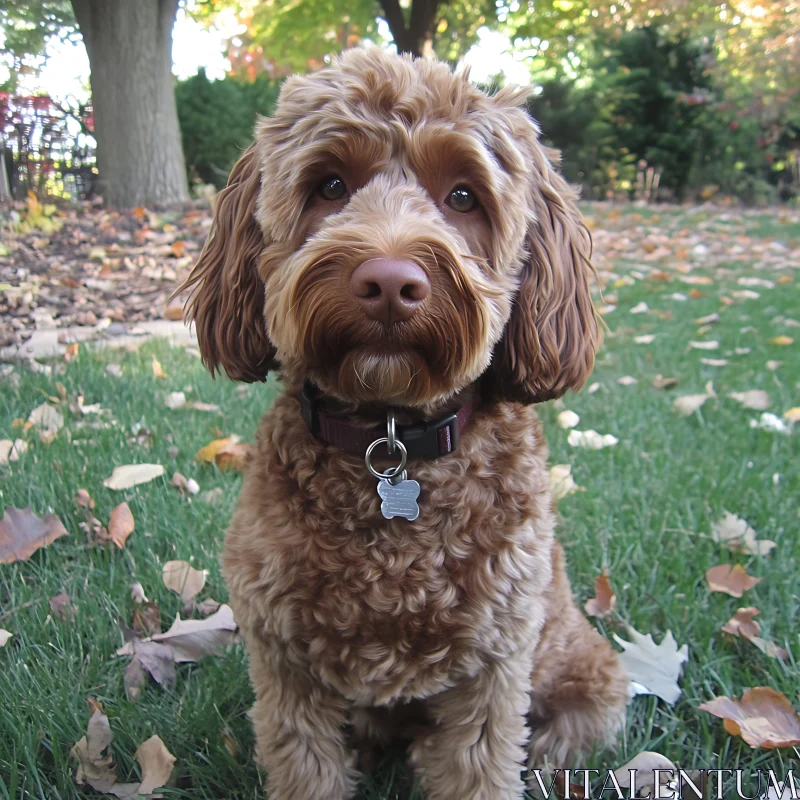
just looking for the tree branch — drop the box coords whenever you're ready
[377,0,412,54]
[70,0,94,59]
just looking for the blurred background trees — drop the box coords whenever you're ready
[1,0,798,207]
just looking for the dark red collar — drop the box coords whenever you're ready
[300,382,473,460]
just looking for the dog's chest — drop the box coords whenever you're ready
[224,399,553,703]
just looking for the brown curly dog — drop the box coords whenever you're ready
[179,47,628,800]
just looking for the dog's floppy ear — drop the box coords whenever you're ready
[177,144,277,382]
[489,143,599,404]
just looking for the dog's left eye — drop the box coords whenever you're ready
[319,176,348,201]
[447,186,477,213]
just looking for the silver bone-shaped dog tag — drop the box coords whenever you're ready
[377,472,420,521]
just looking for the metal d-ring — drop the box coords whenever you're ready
[386,409,397,455]
[365,437,408,485]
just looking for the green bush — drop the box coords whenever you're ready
[175,69,281,188]
[528,27,799,204]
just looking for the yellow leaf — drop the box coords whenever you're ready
[151,357,168,378]
[195,436,237,464]
[770,336,793,346]
[783,407,800,424]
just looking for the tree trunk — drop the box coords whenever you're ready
[378,0,441,58]
[71,0,189,208]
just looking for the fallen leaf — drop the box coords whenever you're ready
[124,641,175,700]
[694,313,720,325]
[699,687,800,748]
[189,401,220,413]
[747,637,789,661]
[630,302,649,314]
[162,560,206,604]
[195,435,251,471]
[151,357,168,379]
[711,511,775,556]
[689,340,720,350]
[65,342,80,361]
[106,364,123,378]
[617,376,638,385]
[75,489,95,510]
[131,583,149,604]
[556,410,580,429]
[0,507,69,563]
[653,375,679,390]
[722,607,762,639]
[71,709,117,792]
[132,602,161,637]
[770,336,793,346]
[117,605,239,664]
[729,390,771,410]
[635,334,656,344]
[107,503,135,549]
[195,598,222,617]
[613,626,688,705]
[706,564,761,597]
[673,393,711,415]
[549,464,577,501]
[103,464,165,491]
[733,289,760,300]
[136,736,175,794]
[49,592,76,621]
[701,358,728,366]
[584,572,616,618]
[28,402,64,439]
[0,629,12,647]
[169,239,186,258]
[567,430,619,449]
[782,407,800,424]
[0,439,28,465]
[164,392,186,410]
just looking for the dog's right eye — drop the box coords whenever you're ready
[319,176,348,201]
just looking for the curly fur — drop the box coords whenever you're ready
[177,47,628,800]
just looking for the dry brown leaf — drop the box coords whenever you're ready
[613,751,677,791]
[0,507,69,564]
[124,641,175,701]
[162,560,206,604]
[169,240,185,258]
[71,709,117,792]
[132,602,161,638]
[0,629,12,647]
[722,607,761,639]
[689,340,719,350]
[136,736,176,794]
[49,592,75,621]
[195,598,222,617]
[171,472,199,496]
[189,401,220,413]
[150,604,238,662]
[711,511,776,556]
[729,390,771,411]
[706,564,762,598]
[673,393,711,415]
[108,503,135,549]
[65,342,80,361]
[584,572,616,618]
[699,687,800,748]
[28,402,63,439]
[151,357,168,379]
[103,464,165,491]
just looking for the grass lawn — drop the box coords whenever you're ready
[1,205,798,799]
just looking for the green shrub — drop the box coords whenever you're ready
[175,70,281,188]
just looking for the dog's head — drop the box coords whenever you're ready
[181,48,598,407]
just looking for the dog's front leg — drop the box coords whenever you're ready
[409,656,533,800]
[246,638,359,800]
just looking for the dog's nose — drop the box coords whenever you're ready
[349,258,430,327]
